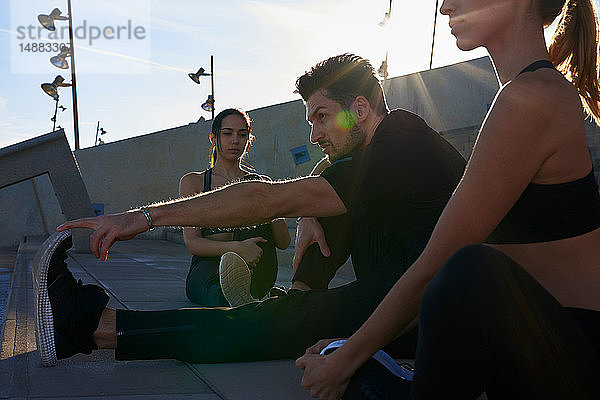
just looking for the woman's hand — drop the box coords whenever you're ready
[304,338,344,355]
[296,353,352,400]
[234,237,267,267]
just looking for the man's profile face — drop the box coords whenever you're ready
[306,90,366,163]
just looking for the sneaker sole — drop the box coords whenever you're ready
[32,229,72,367]
[218,252,254,307]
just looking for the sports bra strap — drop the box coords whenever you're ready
[203,168,213,192]
[518,60,556,76]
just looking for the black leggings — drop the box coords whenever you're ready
[409,245,600,399]
[292,213,352,290]
[115,264,408,362]
[185,256,228,306]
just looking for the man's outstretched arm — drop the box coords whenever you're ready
[58,176,346,261]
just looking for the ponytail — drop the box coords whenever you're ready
[209,146,217,168]
[547,0,600,124]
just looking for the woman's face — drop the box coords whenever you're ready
[212,114,250,162]
[440,0,518,51]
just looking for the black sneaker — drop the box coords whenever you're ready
[267,286,303,298]
[47,232,72,286]
[33,230,109,366]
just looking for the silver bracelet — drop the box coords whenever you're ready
[140,208,155,231]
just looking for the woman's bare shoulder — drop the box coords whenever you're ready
[179,171,206,195]
[487,70,588,181]
[505,70,583,127]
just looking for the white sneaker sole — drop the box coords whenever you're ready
[218,252,254,307]
[32,229,72,367]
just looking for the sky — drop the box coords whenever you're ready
[0,0,493,150]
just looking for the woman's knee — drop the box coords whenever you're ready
[421,244,511,316]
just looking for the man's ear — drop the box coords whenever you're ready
[350,96,371,123]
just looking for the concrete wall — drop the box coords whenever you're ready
[3,56,600,247]
[0,174,65,248]
[73,99,318,216]
[75,57,501,217]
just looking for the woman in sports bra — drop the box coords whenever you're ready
[179,108,290,307]
[297,0,600,398]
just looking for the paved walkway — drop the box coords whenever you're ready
[0,237,355,399]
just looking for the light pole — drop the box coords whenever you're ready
[41,75,71,131]
[378,0,392,27]
[378,1,392,81]
[430,0,440,69]
[189,55,215,120]
[38,0,80,149]
[378,52,389,81]
[95,121,107,146]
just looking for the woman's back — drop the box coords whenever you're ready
[481,62,600,310]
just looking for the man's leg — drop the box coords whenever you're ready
[39,231,402,364]
[87,263,403,363]
[291,213,352,290]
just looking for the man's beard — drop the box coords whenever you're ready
[328,125,366,163]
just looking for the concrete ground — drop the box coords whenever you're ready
[0,237,355,399]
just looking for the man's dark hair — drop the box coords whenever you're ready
[295,54,388,116]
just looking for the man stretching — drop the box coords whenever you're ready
[38,54,466,365]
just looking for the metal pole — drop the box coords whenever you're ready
[210,55,214,120]
[53,97,59,131]
[67,0,80,149]
[429,0,440,70]
[95,121,99,146]
[384,51,388,81]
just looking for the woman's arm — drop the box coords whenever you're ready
[297,76,568,399]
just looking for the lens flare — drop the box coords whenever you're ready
[335,110,357,130]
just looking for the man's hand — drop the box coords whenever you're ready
[296,353,351,400]
[57,211,149,261]
[233,237,267,268]
[292,217,331,273]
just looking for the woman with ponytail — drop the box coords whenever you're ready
[297,1,600,398]
[179,108,289,307]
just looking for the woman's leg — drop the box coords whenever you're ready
[185,256,228,306]
[411,244,600,399]
[234,225,279,299]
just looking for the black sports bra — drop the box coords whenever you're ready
[199,168,270,236]
[486,60,600,243]
[200,168,231,236]
[486,170,600,243]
